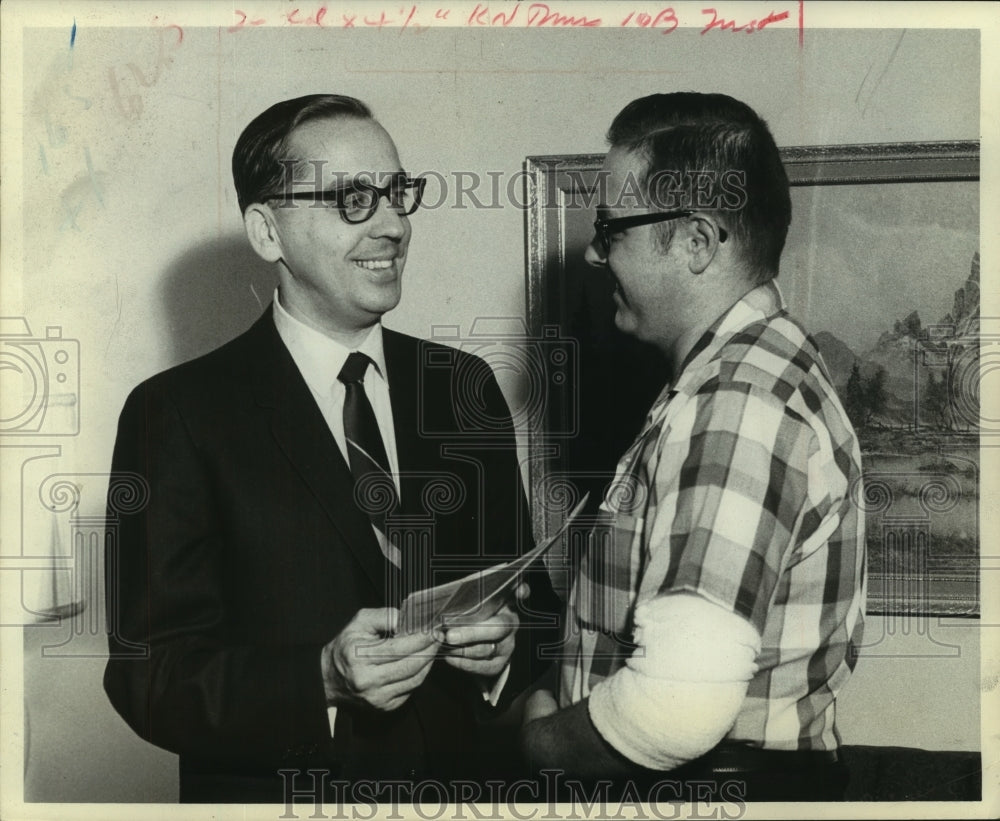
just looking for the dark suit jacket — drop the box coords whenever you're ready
[103,310,558,802]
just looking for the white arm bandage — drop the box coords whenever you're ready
[587,593,762,771]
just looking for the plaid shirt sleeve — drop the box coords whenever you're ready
[640,376,824,635]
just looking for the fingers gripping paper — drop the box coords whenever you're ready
[397,495,588,634]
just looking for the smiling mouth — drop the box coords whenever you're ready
[609,276,626,304]
[355,259,395,271]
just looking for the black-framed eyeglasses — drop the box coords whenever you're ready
[266,174,427,224]
[592,209,694,254]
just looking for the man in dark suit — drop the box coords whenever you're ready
[104,94,555,803]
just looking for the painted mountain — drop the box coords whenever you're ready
[811,253,980,611]
[813,252,980,434]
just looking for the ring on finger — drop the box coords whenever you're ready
[489,641,497,658]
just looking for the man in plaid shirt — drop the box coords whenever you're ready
[521,93,866,801]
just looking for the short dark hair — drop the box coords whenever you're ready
[607,92,791,283]
[232,94,373,213]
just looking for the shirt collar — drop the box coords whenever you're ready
[272,289,388,395]
[657,279,786,405]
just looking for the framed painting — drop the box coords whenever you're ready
[524,141,980,616]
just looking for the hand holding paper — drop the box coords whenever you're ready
[320,608,441,713]
[397,494,589,635]
[439,582,528,677]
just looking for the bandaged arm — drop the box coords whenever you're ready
[588,592,762,771]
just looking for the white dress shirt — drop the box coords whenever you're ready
[272,294,400,493]
[273,293,400,735]
[272,294,507,736]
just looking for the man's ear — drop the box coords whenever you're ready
[243,204,284,264]
[685,215,726,275]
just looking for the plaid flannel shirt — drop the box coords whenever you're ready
[559,281,866,751]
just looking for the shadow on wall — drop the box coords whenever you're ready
[160,233,277,365]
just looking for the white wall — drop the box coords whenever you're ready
[6,17,987,803]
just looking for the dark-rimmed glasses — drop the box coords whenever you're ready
[592,209,694,254]
[267,175,426,224]
[594,209,729,254]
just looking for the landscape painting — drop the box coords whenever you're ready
[781,177,979,615]
[525,143,980,616]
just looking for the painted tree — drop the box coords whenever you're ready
[864,367,888,427]
[922,370,952,430]
[844,363,866,428]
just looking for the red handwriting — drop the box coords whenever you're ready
[700,6,790,34]
[274,5,426,30]
[364,10,392,28]
[229,9,266,31]
[286,6,328,26]
[467,3,520,26]
[526,3,600,27]
[468,3,600,27]
[399,6,419,30]
[215,3,803,38]
[152,16,185,43]
[620,8,679,33]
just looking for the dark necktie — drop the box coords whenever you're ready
[338,352,399,539]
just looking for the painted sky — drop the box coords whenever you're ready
[781,181,979,354]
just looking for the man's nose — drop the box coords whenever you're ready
[584,235,606,268]
[368,196,407,238]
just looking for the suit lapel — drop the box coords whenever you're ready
[248,312,389,595]
[383,329,436,517]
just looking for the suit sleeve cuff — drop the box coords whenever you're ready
[482,662,511,707]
